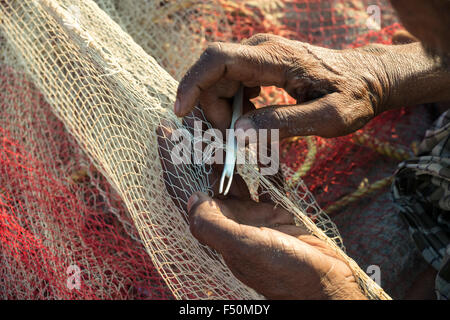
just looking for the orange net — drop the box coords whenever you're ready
[0,0,431,299]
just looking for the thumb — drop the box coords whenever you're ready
[187,192,249,254]
[235,93,367,139]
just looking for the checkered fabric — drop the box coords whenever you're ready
[393,110,450,299]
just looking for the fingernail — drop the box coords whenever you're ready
[235,118,255,132]
[187,193,200,213]
[174,99,181,115]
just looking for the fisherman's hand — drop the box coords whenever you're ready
[156,124,365,300]
[185,191,366,300]
[174,34,450,139]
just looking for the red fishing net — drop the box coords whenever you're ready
[0,66,172,299]
[0,0,431,299]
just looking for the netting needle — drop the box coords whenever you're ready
[219,85,244,195]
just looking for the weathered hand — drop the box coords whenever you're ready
[156,113,365,299]
[185,191,366,300]
[174,34,450,139]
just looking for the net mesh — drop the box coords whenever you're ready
[0,0,429,299]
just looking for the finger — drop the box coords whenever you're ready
[392,30,418,45]
[186,192,326,296]
[198,91,232,133]
[214,197,295,227]
[175,42,287,117]
[235,93,371,139]
[187,192,324,296]
[187,192,301,261]
[272,224,310,237]
[197,79,240,132]
[242,33,291,46]
[196,86,258,134]
[186,192,256,254]
[181,105,207,135]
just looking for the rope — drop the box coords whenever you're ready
[325,175,394,214]
[286,136,317,187]
[352,131,413,161]
[284,130,414,214]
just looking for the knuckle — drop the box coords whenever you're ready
[204,42,226,60]
[188,199,216,240]
[249,106,297,135]
[318,102,350,137]
[176,76,189,94]
[244,33,275,45]
[332,102,372,136]
[271,107,296,133]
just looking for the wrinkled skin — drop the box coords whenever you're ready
[168,1,450,299]
[187,192,365,299]
[175,35,450,138]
